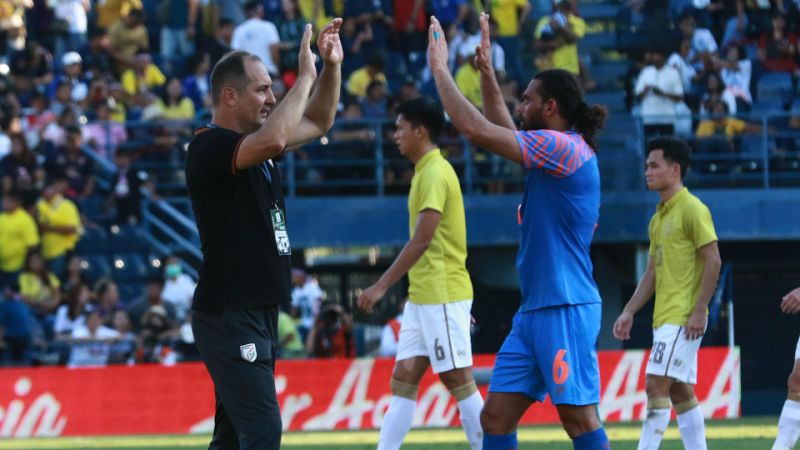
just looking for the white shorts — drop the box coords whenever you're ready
[645,324,704,384]
[794,336,800,360]
[396,300,473,374]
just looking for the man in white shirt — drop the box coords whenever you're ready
[678,12,718,71]
[231,0,281,76]
[290,269,323,343]
[160,255,196,322]
[635,47,685,136]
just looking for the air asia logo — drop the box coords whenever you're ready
[240,343,257,362]
[0,377,67,437]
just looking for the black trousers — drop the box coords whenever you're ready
[193,306,282,450]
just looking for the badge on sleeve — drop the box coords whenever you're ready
[270,208,292,255]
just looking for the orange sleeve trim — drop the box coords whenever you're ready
[231,134,248,175]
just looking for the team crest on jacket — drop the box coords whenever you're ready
[240,343,257,362]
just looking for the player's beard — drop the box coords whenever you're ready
[520,108,547,131]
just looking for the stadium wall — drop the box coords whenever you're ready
[0,348,739,438]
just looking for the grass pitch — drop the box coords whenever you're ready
[0,416,776,449]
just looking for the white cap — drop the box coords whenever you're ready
[62,51,82,66]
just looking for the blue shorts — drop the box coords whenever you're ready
[489,303,601,405]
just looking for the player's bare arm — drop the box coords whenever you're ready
[686,241,721,340]
[475,12,516,131]
[356,209,442,313]
[427,16,522,165]
[288,18,344,148]
[613,257,656,340]
[235,24,318,169]
[781,287,800,314]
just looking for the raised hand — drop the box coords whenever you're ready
[298,23,318,82]
[474,12,493,75]
[427,16,449,71]
[317,18,344,65]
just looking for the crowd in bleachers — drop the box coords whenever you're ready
[619,0,800,164]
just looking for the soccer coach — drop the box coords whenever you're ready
[185,19,343,450]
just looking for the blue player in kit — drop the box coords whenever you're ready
[428,12,611,450]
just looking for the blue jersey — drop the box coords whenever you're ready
[515,129,601,312]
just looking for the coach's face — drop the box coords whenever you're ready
[239,59,277,132]
[517,80,549,131]
[645,149,678,191]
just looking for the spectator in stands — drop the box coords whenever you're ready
[635,46,686,136]
[700,71,738,115]
[389,75,422,110]
[82,28,116,81]
[121,50,167,109]
[696,100,763,148]
[231,0,281,78]
[108,148,152,225]
[347,52,387,99]
[138,303,178,362]
[20,93,56,150]
[717,44,752,112]
[677,11,719,72]
[53,282,89,339]
[0,134,45,207]
[277,308,305,358]
[9,41,54,105]
[36,177,82,276]
[208,0,245,29]
[126,275,178,330]
[757,12,799,76]
[96,0,142,31]
[668,38,700,95]
[720,0,748,49]
[392,0,427,73]
[275,0,306,85]
[60,255,88,293]
[146,77,196,121]
[206,18,234,68]
[489,0,531,86]
[534,1,588,84]
[378,299,404,357]
[18,249,61,322]
[51,52,89,106]
[94,278,123,318]
[110,309,136,341]
[51,0,90,64]
[343,0,392,60]
[46,125,95,200]
[48,81,81,119]
[107,83,128,122]
[70,306,120,341]
[85,101,128,159]
[455,48,482,109]
[108,8,149,70]
[158,0,199,77]
[0,191,39,288]
[291,268,324,343]
[432,0,470,36]
[306,302,355,358]
[361,80,389,117]
[160,254,195,322]
[0,290,33,366]
[182,53,212,111]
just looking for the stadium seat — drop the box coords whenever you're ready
[76,226,110,253]
[757,72,793,103]
[108,224,150,251]
[111,253,150,281]
[81,254,113,283]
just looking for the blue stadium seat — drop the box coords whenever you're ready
[108,224,149,251]
[757,72,793,102]
[76,226,109,253]
[111,253,149,281]
[118,282,145,304]
[81,254,112,283]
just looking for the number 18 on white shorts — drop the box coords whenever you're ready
[645,323,705,384]
[396,300,473,374]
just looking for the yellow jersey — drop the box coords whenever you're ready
[649,188,718,328]
[346,68,387,98]
[534,14,586,75]
[407,150,473,304]
[0,208,40,272]
[36,196,83,261]
[455,63,482,109]
[490,0,528,37]
[19,272,61,304]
